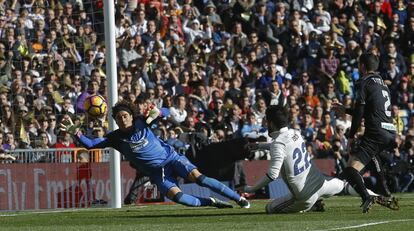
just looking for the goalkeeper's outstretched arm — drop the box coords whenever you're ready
[76,135,109,149]
[60,117,110,149]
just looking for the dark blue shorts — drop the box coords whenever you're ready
[150,154,197,195]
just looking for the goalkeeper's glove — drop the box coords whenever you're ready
[60,117,81,136]
[145,105,161,124]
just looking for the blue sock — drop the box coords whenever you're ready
[173,192,212,207]
[196,175,241,202]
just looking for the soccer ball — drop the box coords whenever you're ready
[84,95,108,118]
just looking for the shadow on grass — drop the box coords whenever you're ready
[116,211,265,219]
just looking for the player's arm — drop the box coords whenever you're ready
[245,142,271,151]
[76,133,110,149]
[244,142,286,193]
[349,83,367,139]
[348,102,364,139]
[60,117,110,149]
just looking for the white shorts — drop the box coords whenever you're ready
[266,177,345,213]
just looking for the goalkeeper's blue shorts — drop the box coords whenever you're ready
[150,154,197,195]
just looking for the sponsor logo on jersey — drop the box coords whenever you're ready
[128,138,149,151]
[122,133,149,151]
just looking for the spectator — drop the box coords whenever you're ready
[256,63,283,90]
[262,80,286,107]
[166,127,186,153]
[120,38,140,69]
[75,80,101,113]
[299,83,320,109]
[54,131,76,162]
[316,112,335,144]
[2,132,16,151]
[382,57,403,92]
[169,94,187,124]
[241,113,264,139]
[320,44,340,80]
[301,111,316,143]
[381,41,407,75]
[35,131,52,149]
[92,126,106,139]
[251,97,267,125]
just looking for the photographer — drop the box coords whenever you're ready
[331,138,348,177]
[387,135,414,192]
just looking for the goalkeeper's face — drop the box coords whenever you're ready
[115,110,134,131]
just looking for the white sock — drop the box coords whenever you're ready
[345,183,379,196]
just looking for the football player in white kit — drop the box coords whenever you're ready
[243,105,378,213]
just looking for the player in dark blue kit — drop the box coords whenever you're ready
[61,101,250,209]
[334,53,399,213]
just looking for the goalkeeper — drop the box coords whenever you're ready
[61,100,250,209]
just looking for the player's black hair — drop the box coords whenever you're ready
[359,53,379,72]
[112,100,136,119]
[265,105,289,130]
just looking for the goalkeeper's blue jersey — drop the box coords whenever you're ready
[77,118,177,175]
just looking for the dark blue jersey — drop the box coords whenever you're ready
[77,118,177,175]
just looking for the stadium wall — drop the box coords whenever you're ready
[0,162,136,211]
[0,159,335,211]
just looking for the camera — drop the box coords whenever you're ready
[332,140,342,152]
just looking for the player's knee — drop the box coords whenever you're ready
[187,169,202,182]
[265,202,282,214]
[195,174,206,186]
[338,168,350,180]
[340,167,353,180]
[172,192,184,203]
[342,167,364,184]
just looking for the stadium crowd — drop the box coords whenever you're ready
[0,0,413,193]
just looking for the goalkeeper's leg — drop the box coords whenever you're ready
[173,155,250,208]
[192,172,250,208]
[156,170,231,208]
[167,186,233,208]
[167,187,213,207]
[195,174,241,201]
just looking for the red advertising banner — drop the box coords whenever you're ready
[0,162,136,211]
[0,159,335,211]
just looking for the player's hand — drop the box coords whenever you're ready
[145,105,161,124]
[331,102,345,114]
[60,117,80,135]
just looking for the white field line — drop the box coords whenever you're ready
[315,219,414,231]
[0,206,148,217]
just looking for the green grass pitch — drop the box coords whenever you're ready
[1,194,413,231]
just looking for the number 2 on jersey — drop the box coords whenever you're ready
[292,142,311,176]
[382,90,391,117]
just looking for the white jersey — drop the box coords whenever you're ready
[268,127,325,199]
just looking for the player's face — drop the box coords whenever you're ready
[115,110,133,131]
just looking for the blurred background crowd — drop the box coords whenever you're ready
[0,0,413,192]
